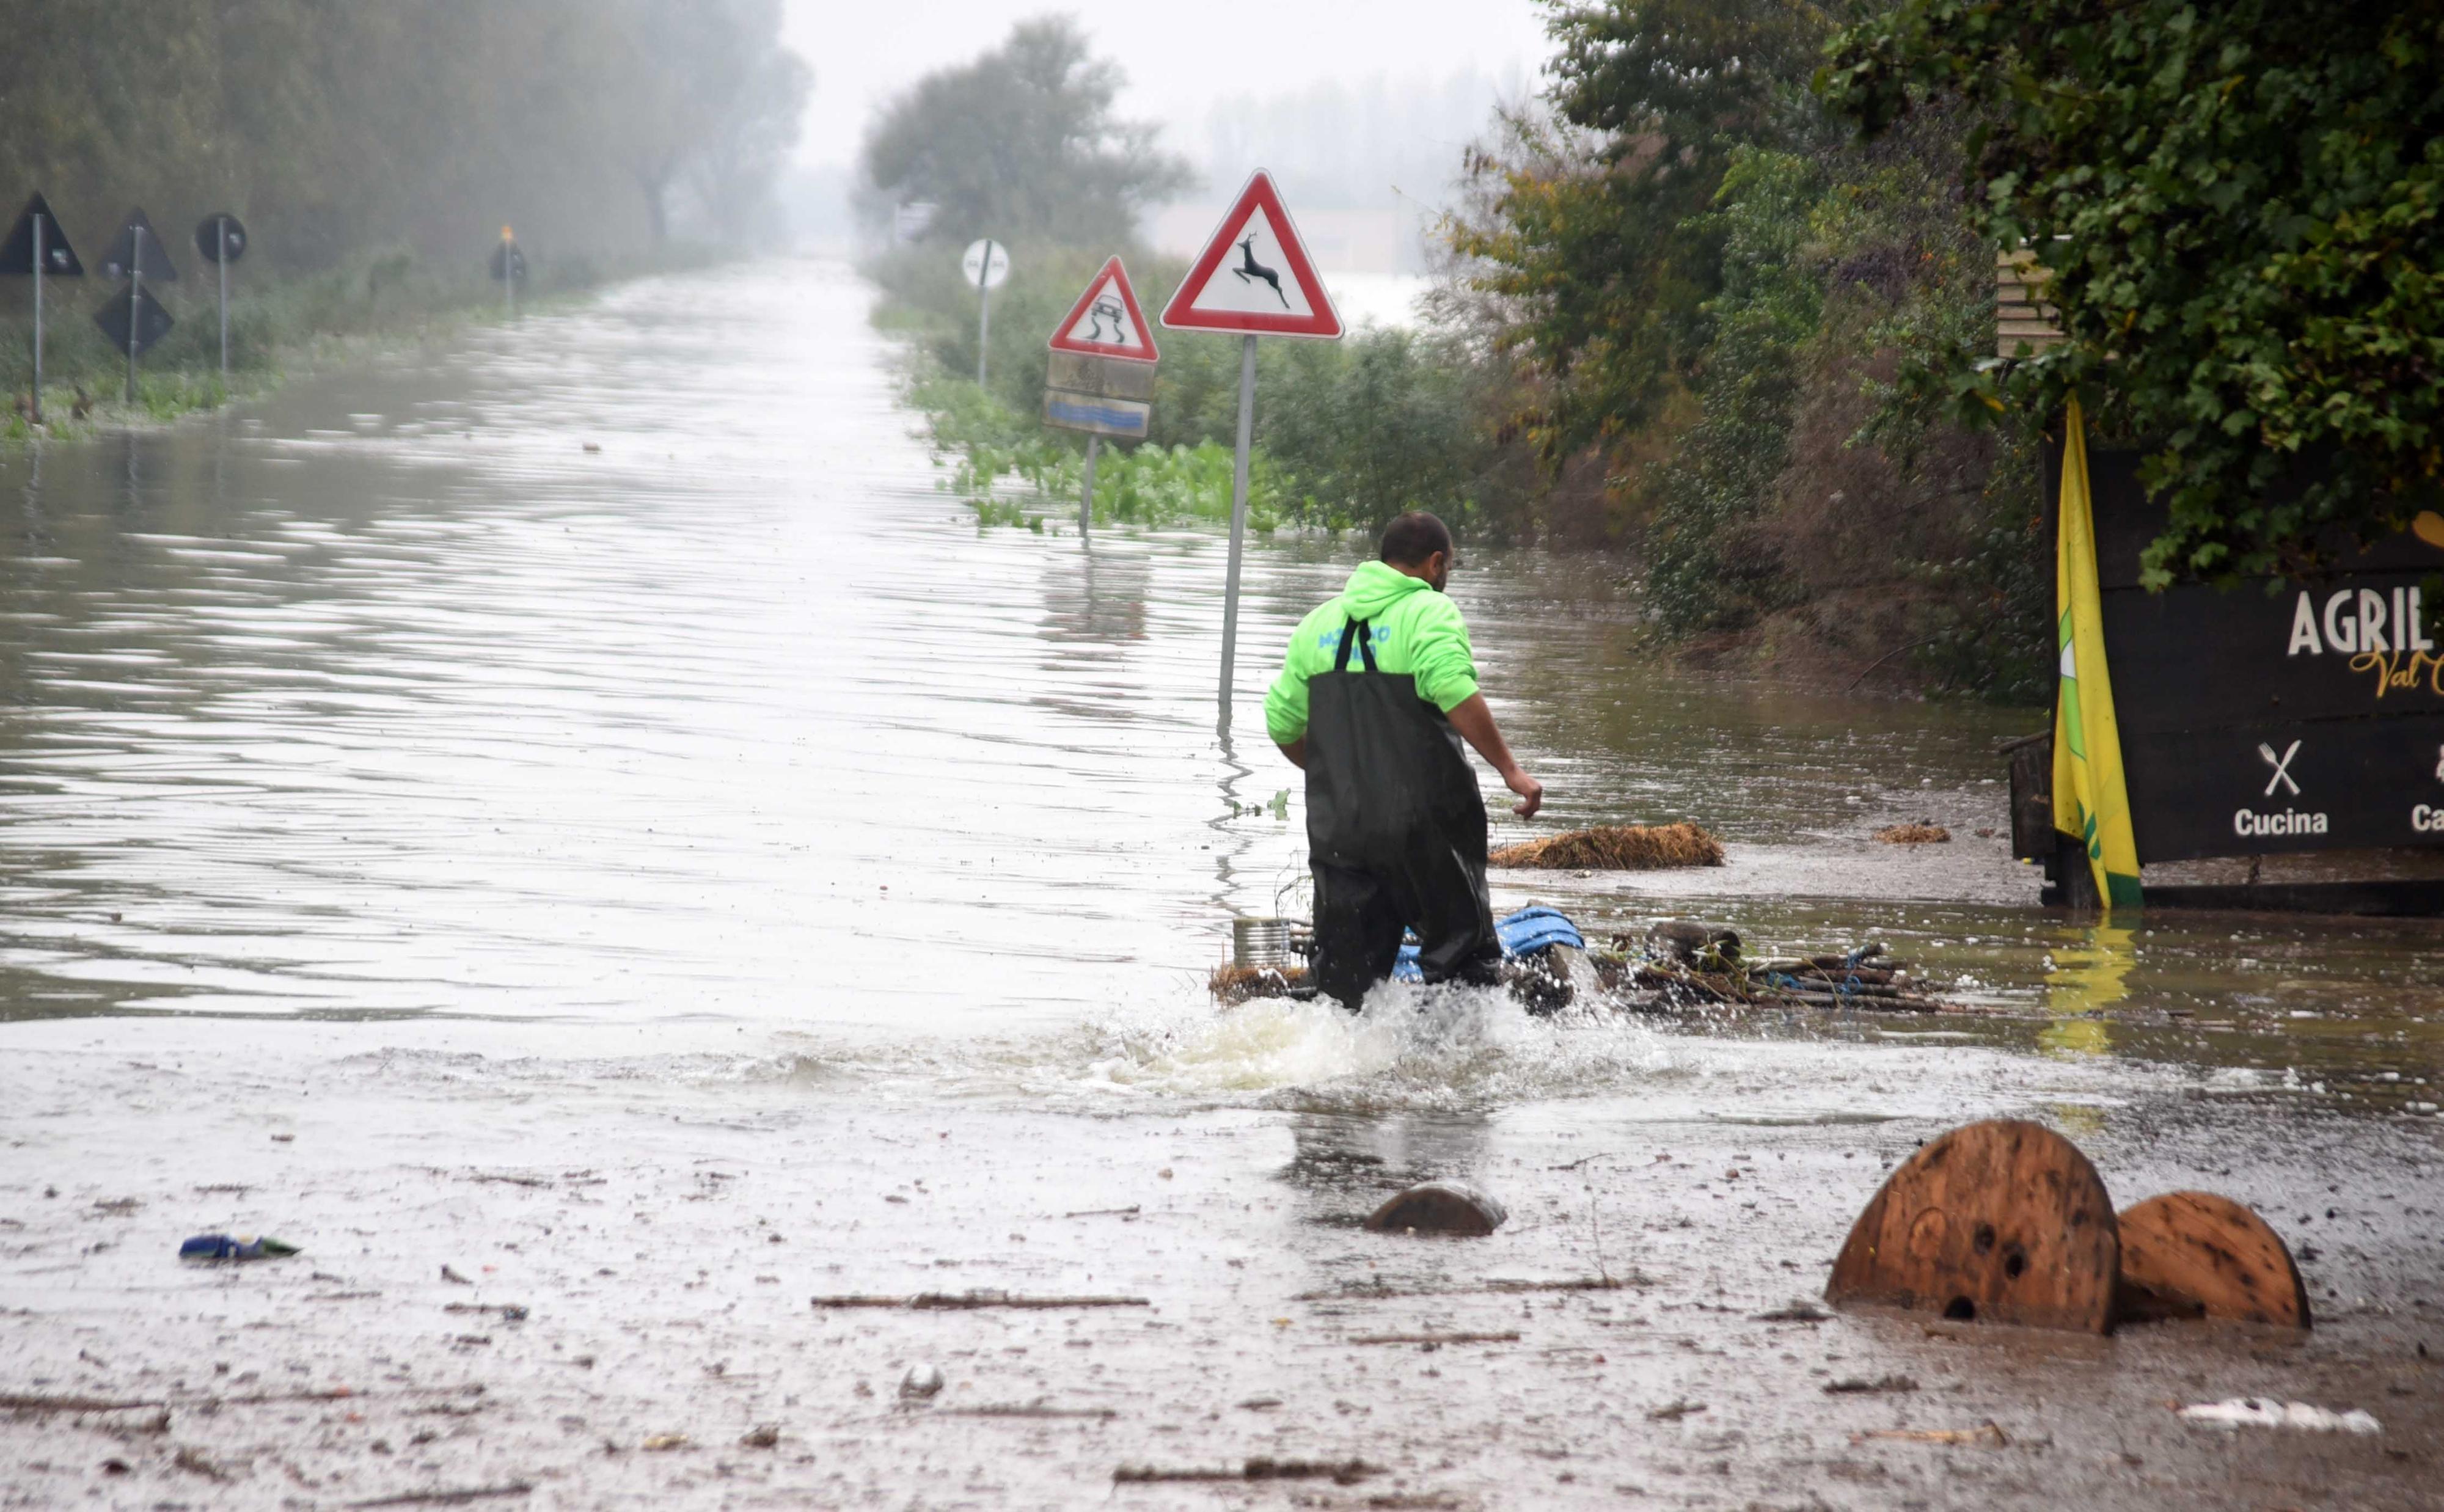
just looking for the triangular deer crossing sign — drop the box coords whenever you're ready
[1159,171,1341,339]
[1048,257,1158,362]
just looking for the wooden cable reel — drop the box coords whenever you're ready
[1828,1119,2120,1332]
[2115,1191,2310,1328]
[1826,1120,2311,1334]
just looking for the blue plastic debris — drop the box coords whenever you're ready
[1392,905,1586,982]
[179,1233,299,1262]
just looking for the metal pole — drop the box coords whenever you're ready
[1218,333,1257,729]
[1079,434,1098,542]
[975,239,993,389]
[126,226,142,406]
[29,213,42,426]
[217,217,229,384]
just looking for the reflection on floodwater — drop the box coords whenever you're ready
[0,260,2437,1122]
[2043,924,2134,1056]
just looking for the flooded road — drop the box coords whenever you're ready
[0,261,2437,1508]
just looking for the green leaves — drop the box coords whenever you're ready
[1823,0,2444,583]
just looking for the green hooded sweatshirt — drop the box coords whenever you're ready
[1264,561,1481,746]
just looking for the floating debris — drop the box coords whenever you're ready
[347,1485,533,1508]
[1114,1458,1381,1485]
[1875,822,1952,844]
[810,1290,1149,1311]
[2177,1398,2379,1434]
[899,1364,945,1400]
[1596,934,1958,1013]
[1210,962,1306,1004]
[1754,1303,1832,1324]
[178,1233,299,1262]
[1363,1178,1508,1237]
[1854,1422,2008,1447]
[1823,1375,1917,1395]
[1490,822,1724,871]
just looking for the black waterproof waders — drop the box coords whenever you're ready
[1303,616,1501,1009]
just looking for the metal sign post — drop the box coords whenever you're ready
[126,227,144,404]
[1157,171,1344,730]
[31,213,43,423]
[1042,257,1160,546]
[3,194,84,427]
[1218,334,1258,725]
[960,238,1009,387]
[194,213,248,386]
[1078,436,1098,542]
[98,210,177,406]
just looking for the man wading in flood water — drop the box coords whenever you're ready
[1265,511,1545,1009]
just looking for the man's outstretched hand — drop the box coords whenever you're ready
[1502,765,1544,819]
[1446,694,1545,818]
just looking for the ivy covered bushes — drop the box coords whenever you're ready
[1823,0,2444,586]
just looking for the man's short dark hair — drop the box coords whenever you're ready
[1378,511,1452,566]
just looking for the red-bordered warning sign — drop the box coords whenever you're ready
[1158,171,1342,339]
[1048,256,1159,362]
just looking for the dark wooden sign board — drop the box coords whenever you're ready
[2018,433,2444,913]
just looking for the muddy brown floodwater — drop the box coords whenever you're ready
[1,261,2437,1510]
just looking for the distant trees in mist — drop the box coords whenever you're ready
[857,16,1192,248]
[0,0,810,269]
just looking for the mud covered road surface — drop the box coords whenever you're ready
[1,262,2439,1508]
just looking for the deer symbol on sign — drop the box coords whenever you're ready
[1083,294,1126,345]
[1233,233,1289,309]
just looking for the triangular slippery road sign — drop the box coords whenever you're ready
[0,193,82,277]
[1159,171,1341,340]
[1048,257,1159,362]
[100,209,178,283]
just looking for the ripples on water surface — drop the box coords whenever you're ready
[0,260,2437,1115]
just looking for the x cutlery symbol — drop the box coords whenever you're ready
[2259,740,2302,797]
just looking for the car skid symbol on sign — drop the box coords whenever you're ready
[2258,739,2302,797]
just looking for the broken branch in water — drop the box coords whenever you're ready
[934,1403,1119,1419]
[0,1393,163,1414]
[1293,1275,1642,1302]
[2,1387,384,1415]
[811,1290,1150,1311]
[1114,1458,1381,1486]
[1348,1331,1521,1346]
[348,1485,535,1508]
[1853,1422,2008,1447]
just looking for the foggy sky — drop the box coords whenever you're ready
[780,0,1551,170]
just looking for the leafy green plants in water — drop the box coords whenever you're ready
[912,370,1284,533]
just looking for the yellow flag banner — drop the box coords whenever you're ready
[2052,398,2144,910]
